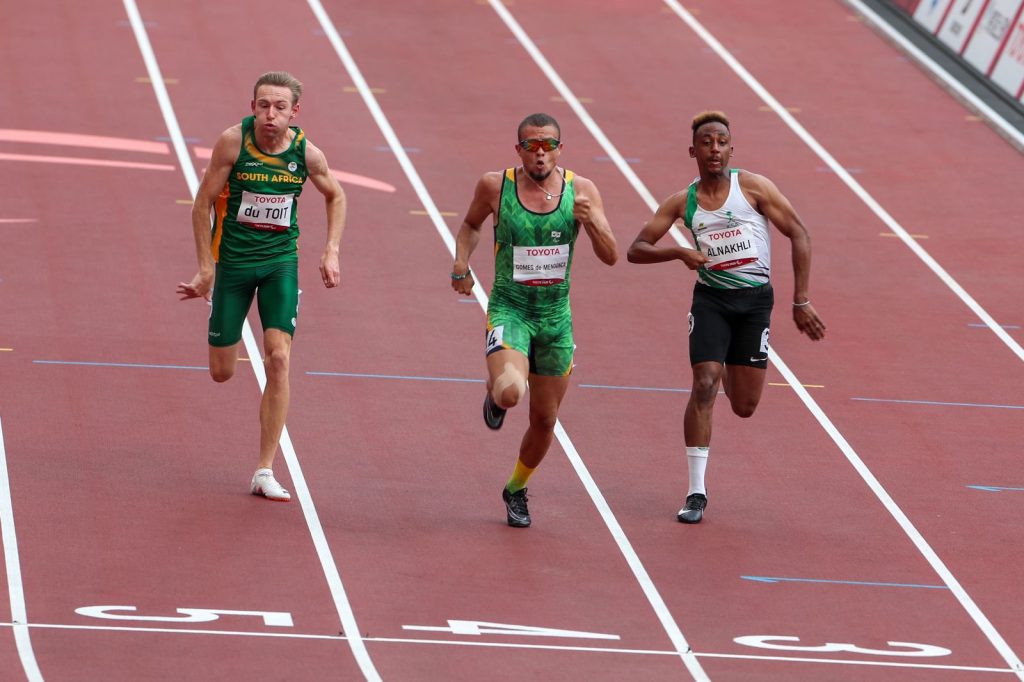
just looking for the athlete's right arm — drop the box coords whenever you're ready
[176,126,240,301]
[451,172,500,296]
[626,193,708,269]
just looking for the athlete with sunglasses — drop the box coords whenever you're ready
[627,110,825,524]
[451,113,618,528]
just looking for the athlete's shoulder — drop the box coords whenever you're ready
[220,123,244,142]
[477,170,506,194]
[568,172,598,197]
[736,168,772,191]
[210,125,243,164]
[304,139,328,172]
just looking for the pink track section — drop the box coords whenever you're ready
[1,1,1021,680]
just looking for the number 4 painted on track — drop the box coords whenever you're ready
[75,605,293,627]
[403,620,620,640]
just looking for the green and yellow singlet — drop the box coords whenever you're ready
[491,167,578,313]
[211,116,308,266]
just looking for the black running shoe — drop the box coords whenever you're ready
[502,486,531,527]
[677,493,707,524]
[483,392,507,430]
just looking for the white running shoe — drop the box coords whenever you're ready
[250,468,291,502]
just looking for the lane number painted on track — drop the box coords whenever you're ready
[403,619,620,640]
[735,635,951,657]
[75,605,293,627]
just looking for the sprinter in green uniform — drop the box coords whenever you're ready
[451,113,618,527]
[177,72,347,502]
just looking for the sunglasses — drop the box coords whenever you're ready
[519,137,560,152]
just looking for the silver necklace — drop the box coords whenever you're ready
[521,167,565,200]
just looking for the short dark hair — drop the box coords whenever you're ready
[254,71,303,106]
[518,113,561,140]
[691,110,730,139]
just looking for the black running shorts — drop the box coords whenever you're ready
[688,283,773,369]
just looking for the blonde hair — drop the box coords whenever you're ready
[253,71,303,105]
[691,110,730,139]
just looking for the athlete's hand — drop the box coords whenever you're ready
[679,247,710,270]
[793,303,826,340]
[450,263,474,296]
[176,270,213,301]
[573,195,594,225]
[320,249,341,288]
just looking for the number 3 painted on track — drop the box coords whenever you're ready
[734,635,952,657]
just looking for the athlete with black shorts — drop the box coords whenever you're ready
[451,113,618,528]
[177,72,347,502]
[627,110,825,524]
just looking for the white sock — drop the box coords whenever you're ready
[686,446,709,496]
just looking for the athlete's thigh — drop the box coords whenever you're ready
[209,263,258,347]
[255,259,299,337]
[486,302,532,359]
[526,372,571,422]
[689,289,732,366]
[723,286,773,369]
[486,347,529,386]
[530,309,574,377]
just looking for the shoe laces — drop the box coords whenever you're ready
[508,489,529,513]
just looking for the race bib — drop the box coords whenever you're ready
[512,244,569,286]
[236,191,294,232]
[697,225,758,271]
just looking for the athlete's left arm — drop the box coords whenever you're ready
[572,177,618,266]
[743,172,826,340]
[306,141,347,289]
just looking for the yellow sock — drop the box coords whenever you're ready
[505,459,536,493]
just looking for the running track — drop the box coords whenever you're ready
[1,1,1022,680]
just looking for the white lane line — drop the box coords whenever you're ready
[843,0,1024,150]
[491,0,1024,677]
[304,0,706,679]
[660,0,1024,364]
[120,3,380,681]
[0,417,44,681]
[1,622,1017,675]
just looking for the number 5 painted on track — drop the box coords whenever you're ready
[734,635,951,657]
[75,605,293,627]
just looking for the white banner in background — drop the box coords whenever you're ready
[937,0,990,53]
[962,0,1023,72]
[915,0,955,32]
[901,0,1024,100]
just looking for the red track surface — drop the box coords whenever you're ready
[1,1,1022,680]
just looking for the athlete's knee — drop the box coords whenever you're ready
[210,365,234,383]
[528,409,558,434]
[209,352,236,382]
[264,345,291,379]
[690,371,721,406]
[493,362,527,409]
[730,398,759,418]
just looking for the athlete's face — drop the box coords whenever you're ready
[690,122,732,174]
[516,125,562,181]
[251,85,299,138]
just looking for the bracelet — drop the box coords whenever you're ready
[450,269,471,281]
[792,300,811,308]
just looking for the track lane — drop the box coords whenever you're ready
[466,0,1024,677]
[0,1,368,679]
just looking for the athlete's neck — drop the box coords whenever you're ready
[254,127,293,155]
